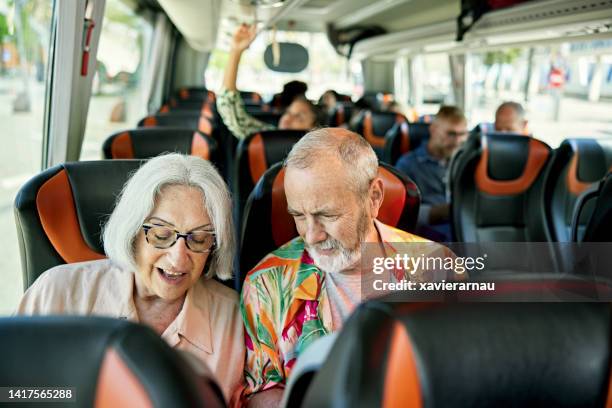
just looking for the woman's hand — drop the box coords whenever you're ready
[231,23,257,53]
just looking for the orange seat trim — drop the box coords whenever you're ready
[271,167,297,246]
[191,132,210,160]
[142,116,157,127]
[399,122,410,155]
[36,169,105,263]
[95,349,152,408]
[198,116,212,135]
[248,133,268,185]
[382,322,423,408]
[378,167,406,226]
[110,132,134,159]
[475,137,549,196]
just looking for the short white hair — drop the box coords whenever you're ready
[284,128,378,195]
[103,153,235,280]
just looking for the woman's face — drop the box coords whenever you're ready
[134,184,212,301]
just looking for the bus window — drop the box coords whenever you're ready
[206,30,361,101]
[0,0,52,314]
[468,42,612,147]
[80,0,152,160]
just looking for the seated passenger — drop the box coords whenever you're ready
[216,24,323,139]
[274,80,308,109]
[395,106,468,242]
[494,101,528,134]
[239,128,454,407]
[16,154,244,403]
[318,89,339,113]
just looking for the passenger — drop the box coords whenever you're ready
[239,128,453,407]
[16,154,244,404]
[216,24,324,139]
[494,101,528,134]
[318,89,339,113]
[395,106,468,242]
[275,80,308,109]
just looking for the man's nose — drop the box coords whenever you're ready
[304,219,327,246]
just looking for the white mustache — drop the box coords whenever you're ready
[310,238,341,252]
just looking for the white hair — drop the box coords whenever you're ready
[102,153,235,280]
[284,128,378,195]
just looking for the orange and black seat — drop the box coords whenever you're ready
[138,112,214,136]
[353,110,407,158]
[234,130,306,225]
[14,160,143,289]
[0,316,225,408]
[174,86,215,101]
[240,91,263,106]
[243,108,283,126]
[239,162,420,282]
[543,138,612,242]
[301,282,612,408]
[450,132,552,242]
[383,121,430,165]
[327,102,354,127]
[102,128,217,163]
[159,100,215,118]
[573,172,612,242]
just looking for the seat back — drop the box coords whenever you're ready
[159,99,215,118]
[577,172,612,242]
[353,110,407,157]
[14,160,143,289]
[383,121,430,165]
[240,91,263,106]
[302,290,612,408]
[451,132,552,242]
[327,102,354,127]
[543,138,612,241]
[234,130,306,225]
[0,316,224,408]
[174,86,215,101]
[244,109,282,126]
[138,112,213,136]
[239,162,420,281]
[102,128,217,163]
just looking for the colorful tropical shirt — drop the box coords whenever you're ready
[216,89,275,139]
[239,220,436,403]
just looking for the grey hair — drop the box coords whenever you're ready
[284,128,378,195]
[496,101,525,119]
[102,153,235,281]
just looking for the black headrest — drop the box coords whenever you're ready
[327,102,354,126]
[14,160,143,289]
[303,281,612,408]
[239,161,420,284]
[0,316,224,408]
[102,128,217,161]
[582,172,612,242]
[174,87,215,101]
[137,112,213,135]
[383,122,429,164]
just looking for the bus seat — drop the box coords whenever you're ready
[174,86,216,102]
[138,112,214,136]
[14,160,143,289]
[239,162,420,284]
[353,110,407,158]
[301,288,612,408]
[159,99,215,119]
[544,138,612,241]
[418,113,434,123]
[383,121,430,165]
[573,172,612,242]
[240,91,263,106]
[327,102,354,127]
[234,130,306,228]
[243,109,283,126]
[451,133,552,242]
[0,316,225,408]
[102,128,218,164]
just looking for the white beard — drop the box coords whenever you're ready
[306,238,361,273]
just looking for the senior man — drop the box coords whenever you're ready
[238,128,454,407]
[494,101,528,134]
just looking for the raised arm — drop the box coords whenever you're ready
[223,23,257,92]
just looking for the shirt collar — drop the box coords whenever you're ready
[165,280,213,354]
[415,144,447,166]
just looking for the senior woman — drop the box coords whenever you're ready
[17,153,244,403]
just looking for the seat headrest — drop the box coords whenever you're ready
[475,133,551,195]
[362,111,406,148]
[562,139,612,195]
[138,113,212,135]
[303,278,612,407]
[103,128,215,161]
[14,160,143,287]
[0,316,224,408]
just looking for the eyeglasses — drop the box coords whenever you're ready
[446,130,468,138]
[142,224,216,253]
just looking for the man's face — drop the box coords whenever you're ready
[278,100,316,130]
[429,118,468,159]
[284,160,378,273]
[495,107,526,133]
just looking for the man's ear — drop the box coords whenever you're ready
[522,119,529,134]
[369,177,384,219]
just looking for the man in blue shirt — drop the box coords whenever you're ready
[395,106,468,241]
